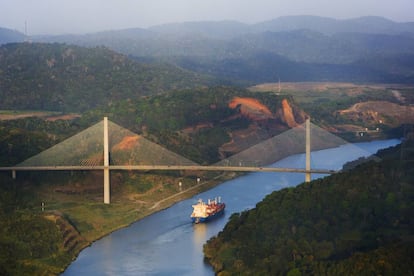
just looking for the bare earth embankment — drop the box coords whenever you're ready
[250,82,414,133]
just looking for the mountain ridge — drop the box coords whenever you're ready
[6,15,409,84]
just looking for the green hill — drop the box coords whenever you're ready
[0,43,212,112]
[204,140,414,275]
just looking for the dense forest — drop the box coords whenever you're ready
[0,43,214,112]
[204,139,414,275]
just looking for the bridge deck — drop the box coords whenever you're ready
[0,165,336,174]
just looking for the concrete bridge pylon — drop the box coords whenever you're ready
[104,117,110,204]
[306,117,311,183]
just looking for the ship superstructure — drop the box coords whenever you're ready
[191,197,225,223]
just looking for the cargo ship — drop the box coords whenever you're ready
[191,197,225,223]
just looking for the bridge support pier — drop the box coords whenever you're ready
[305,118,311,183]
[103,117,110,204]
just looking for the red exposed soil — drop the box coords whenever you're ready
[182,122,213,134]
[220,97,306,156]
[229,97,273,120]
[112,135,140,151]
[281,98,298,127]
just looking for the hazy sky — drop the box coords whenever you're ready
[1,0,413,35]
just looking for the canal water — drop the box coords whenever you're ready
[63,139,400,276]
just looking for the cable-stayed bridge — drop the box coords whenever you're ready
[1,117,360,203]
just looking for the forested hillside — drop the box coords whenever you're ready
[204,139,414,275]
[0,87,306,166]
[0,43,213,112]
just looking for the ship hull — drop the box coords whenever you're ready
[191,208,225,224]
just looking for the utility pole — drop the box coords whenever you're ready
[278,77,281,93]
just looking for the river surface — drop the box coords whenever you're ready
[63,139,400,276]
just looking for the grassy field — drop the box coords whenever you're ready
[31,170,233,243]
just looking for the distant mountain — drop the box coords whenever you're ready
[33,16,414,57]
[144,16,414,38]
[0,27,26,44]
[2,16,414,83]
[224,30,414,64]
[0,43,213,112]
[253,15,414,35]
[171,51,414,83]
[148,20,250,39]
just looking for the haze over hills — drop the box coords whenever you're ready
[10,15,410,84]
[252,15,414,35]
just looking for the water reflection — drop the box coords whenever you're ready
[193,223,207,246]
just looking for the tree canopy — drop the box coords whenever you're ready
[204,140,414,275]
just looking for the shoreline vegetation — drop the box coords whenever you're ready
[203,140,414,275]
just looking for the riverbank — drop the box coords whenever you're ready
[55,171,237,274]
